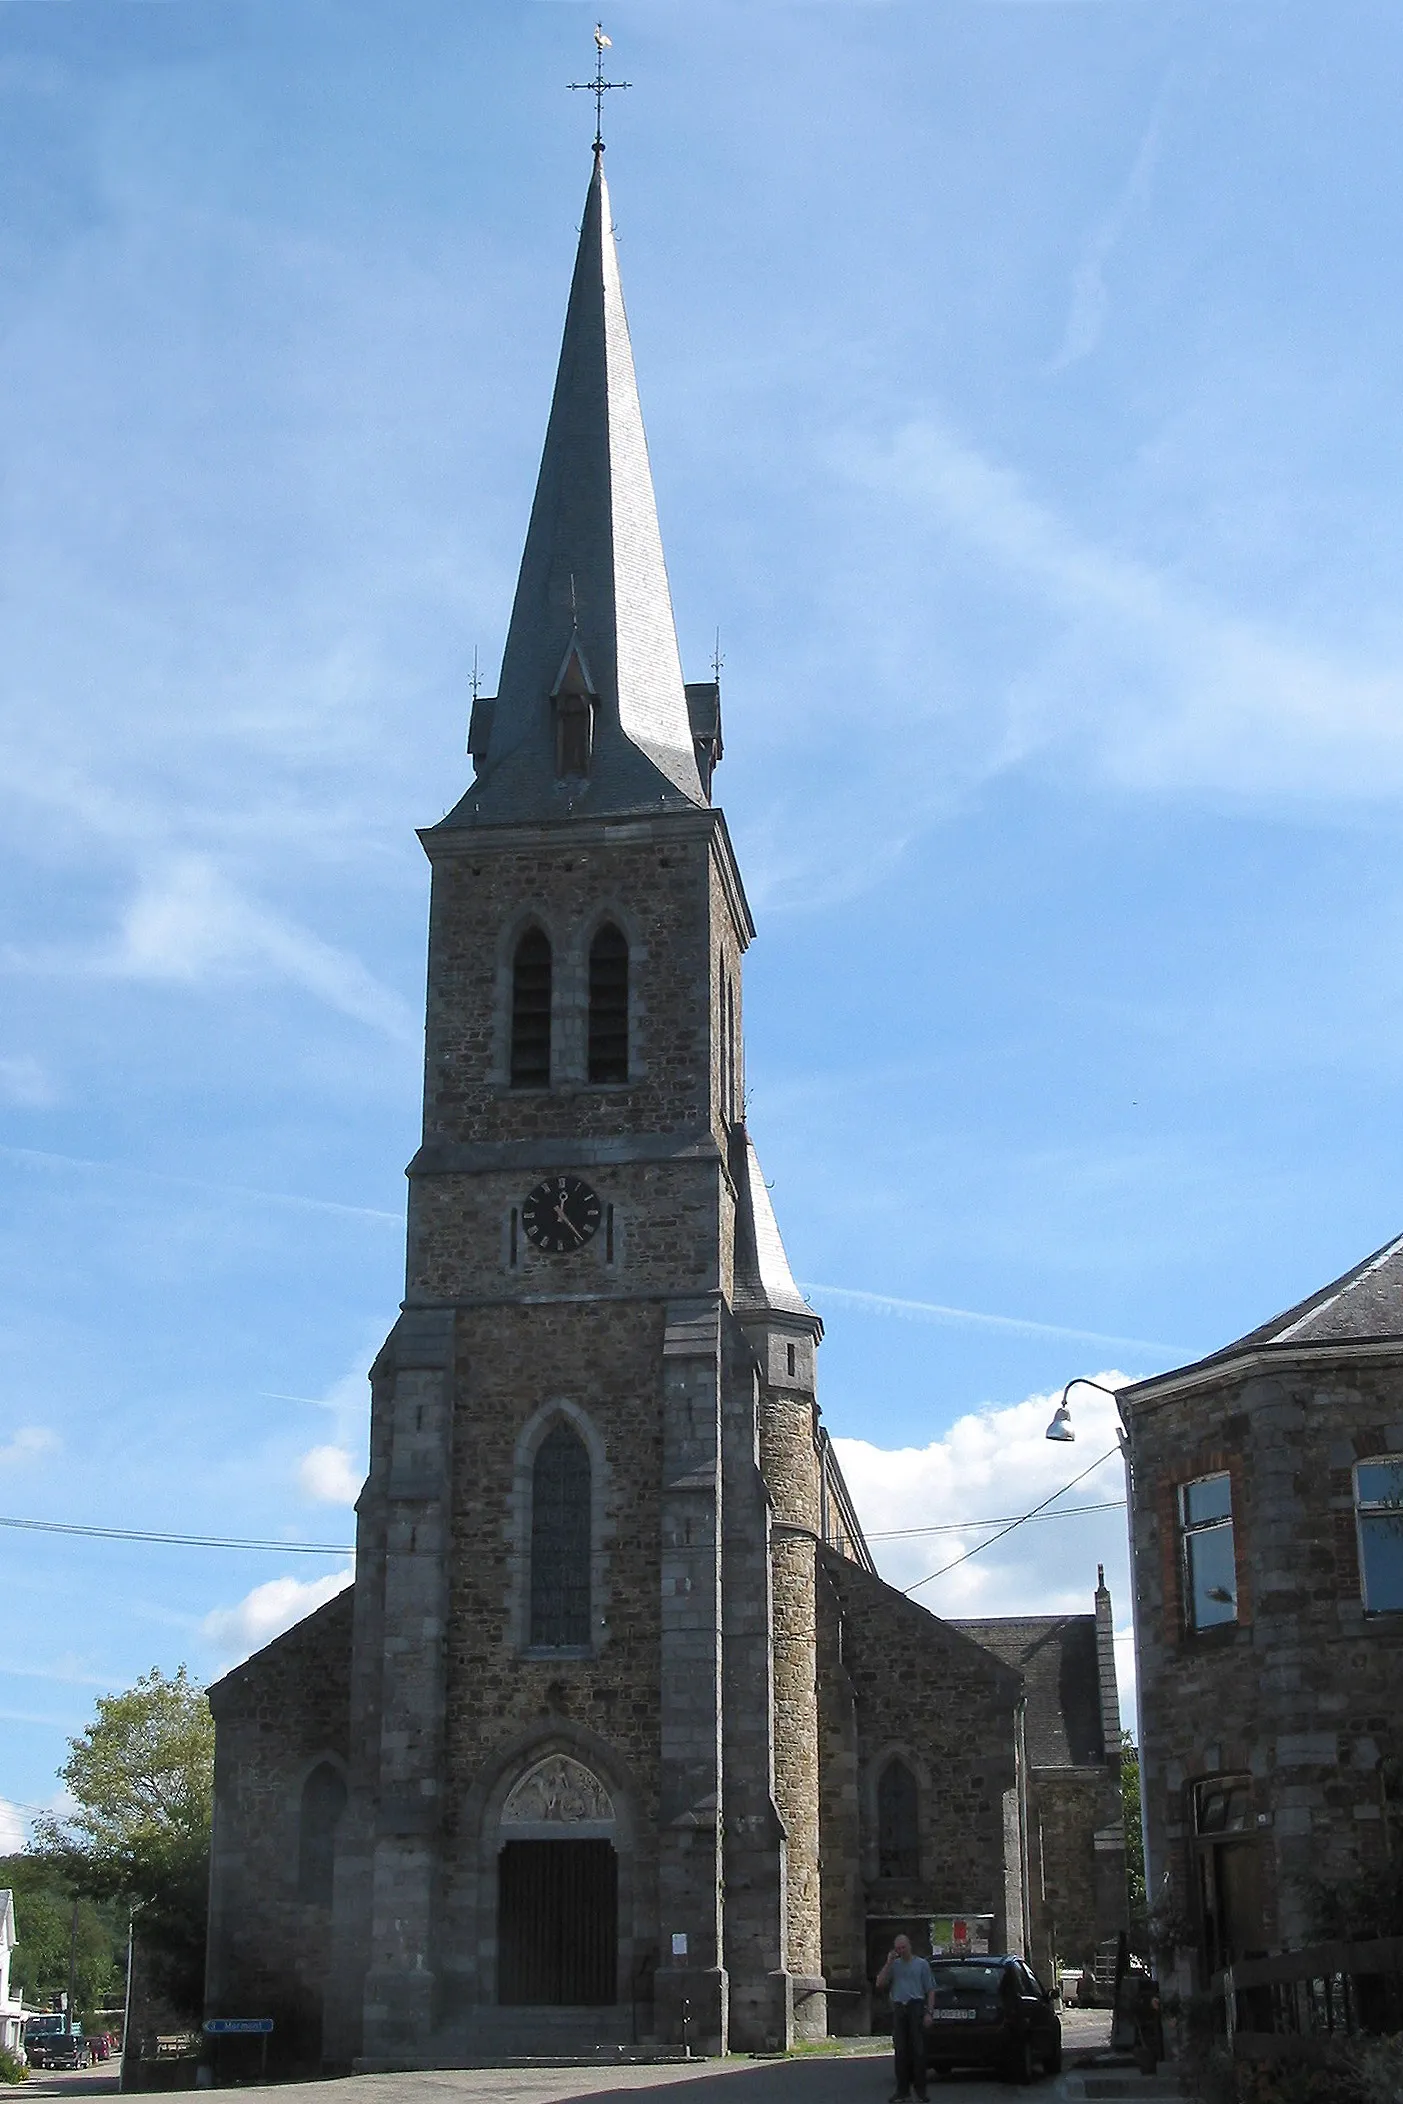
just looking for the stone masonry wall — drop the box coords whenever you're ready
[820,1554,1023,1966]
[416,811,746,1161]
[205,1588,354,2074]
[1128,1352,1403,1976]
[435,1296,667,2013]
[1028,1768,1123,1976]
[758,1394,823,1986]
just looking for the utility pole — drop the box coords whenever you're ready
[67,1898,79,2032]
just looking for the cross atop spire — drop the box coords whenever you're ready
[570,24,631,153]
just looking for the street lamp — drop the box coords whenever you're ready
[1045,1375,1121,1444]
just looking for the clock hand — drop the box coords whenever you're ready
[553,1196,585,1242]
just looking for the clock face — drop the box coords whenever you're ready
[522,1175,603,1255]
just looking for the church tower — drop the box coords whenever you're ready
[203,142,1044,2081]
[329,143,829,2062]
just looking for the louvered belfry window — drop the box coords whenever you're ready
[530,1420,592,1648]
[511,928,552,1088]
[877,1757,920,1880]
[588,924,629,1083]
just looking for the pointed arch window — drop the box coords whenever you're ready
[530,1420,592,1648]
[511,928,553,1088]
[588,924,629,1084]
[877,1756,920,1880]
[297,1760,347,1904]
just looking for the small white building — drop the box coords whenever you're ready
[0,1890,24,2057]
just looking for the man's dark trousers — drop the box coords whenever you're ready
[891,1999,928,2100]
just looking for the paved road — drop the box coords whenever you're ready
[21,2009,1112,2104]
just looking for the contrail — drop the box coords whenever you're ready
[798,1281,1169,1355]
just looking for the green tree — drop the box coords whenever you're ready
[1121,1734,1148,1940]
[0,1857,124,2019]
[34,1666,215,2015]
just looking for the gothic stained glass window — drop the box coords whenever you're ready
[530,1420,592,1648]
[877,1756,920,1880]
[588,924,629,1083]
[511,928,552,1088]
[297,1761,347,1904]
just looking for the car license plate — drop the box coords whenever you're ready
[930,2010,976,2020]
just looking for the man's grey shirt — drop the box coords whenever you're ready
[888,1956,935,2004]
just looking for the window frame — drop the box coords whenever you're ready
[509,926,553,1090]
[1179,1471,1238,1634]
[586,922,630,1085]
[527,1418,593,1653]
[1354,1457,1403,1616]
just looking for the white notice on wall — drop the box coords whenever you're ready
[671,1933,688,1958]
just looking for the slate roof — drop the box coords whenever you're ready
[437,150,705,831]
[1121,1229,1403,1406]
[951,1613,1106,1768]
[731,1130,819,1327]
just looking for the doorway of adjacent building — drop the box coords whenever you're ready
[498,1838,618,2004]
[1195,1778,1264,1974]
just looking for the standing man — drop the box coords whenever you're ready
[876,1932,935,2103]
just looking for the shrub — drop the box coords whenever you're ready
[0,2046,28,2085]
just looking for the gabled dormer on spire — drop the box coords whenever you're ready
[446,151,710,827]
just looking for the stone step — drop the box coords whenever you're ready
[424,2006,648,2067]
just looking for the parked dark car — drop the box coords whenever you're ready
[25,2022,90,2070]
[924,1954,1062,2083]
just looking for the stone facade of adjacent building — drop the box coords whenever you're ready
[1120,1237,1403,1994]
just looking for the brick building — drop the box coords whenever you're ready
[1119,1233,1403,1993]
[203,146,1127,2072]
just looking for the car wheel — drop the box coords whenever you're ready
[1043,2041,1062,2076]
[1002,2038,1035,2085]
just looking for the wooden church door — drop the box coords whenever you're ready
[498,1838,618,2004]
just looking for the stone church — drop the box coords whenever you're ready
[204,147,1125,2072]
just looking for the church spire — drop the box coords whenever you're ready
[451,152,706,826]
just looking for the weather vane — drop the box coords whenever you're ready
[570,24,631,152]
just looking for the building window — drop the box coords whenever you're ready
[297,1761,347,1904]
[555,693,593,777]
[530,1420,591,1648]
[588,924,629,1083]
[877,1756,920,1880]
[1356,1458,1403,1613]
[1180,1473,1237,1631]
[511,928,552,1088]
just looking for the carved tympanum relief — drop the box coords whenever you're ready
[502,1754,615,1825]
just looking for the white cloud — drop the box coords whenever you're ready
[834,1376,1137,1721]
[0,1799,29,1852]
[297,1444,363,1506]
[5,854,417,1043]
[201,1568,353,1666]
[0,1425,61,1469]
[1050,80,1173,371]
[853,418,1403,803]
[0,1055,58,1107]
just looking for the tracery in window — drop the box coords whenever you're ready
[511,928,553,1088]
[588,924,629,1083]
[530,1420,591,1648]
[297,1760,347,1904]
[877,1756,920,1880]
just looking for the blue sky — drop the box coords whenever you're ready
[4,0,1403,1830]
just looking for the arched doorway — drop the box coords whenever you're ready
[497,1755,618,2006]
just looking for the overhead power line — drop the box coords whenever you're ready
[901,1447,1123,1596]
[0,1515,352,1556]
[867,1497,1125,1542]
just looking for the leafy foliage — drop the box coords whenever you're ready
[0,1857,124,2020]
[1303,1855,1403,1943]
[0,2047,27,2085]
[1121,1734,1148,1937]
[32,1666,215,2016]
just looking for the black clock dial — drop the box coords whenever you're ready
[521,1175,603,1255]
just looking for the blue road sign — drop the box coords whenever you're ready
[203,2019,274,2036]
